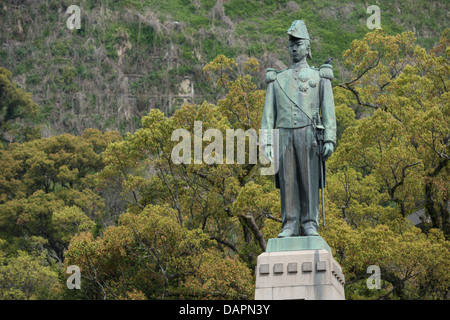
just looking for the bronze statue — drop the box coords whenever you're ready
[261,20,336,238]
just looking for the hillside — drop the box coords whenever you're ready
[0,0,448,138]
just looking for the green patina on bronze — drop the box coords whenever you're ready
[261,20,337,239]
[266,236,332,255]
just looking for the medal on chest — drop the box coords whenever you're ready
[294,69,317,93]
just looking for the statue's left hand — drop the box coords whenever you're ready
[322,142,334,161]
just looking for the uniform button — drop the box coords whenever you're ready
[294,121,297,125]
[294,113,297,116]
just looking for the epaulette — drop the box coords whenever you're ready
[265,68,278,83]
[319,64,334,80]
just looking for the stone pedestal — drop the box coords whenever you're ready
[255,237,345,300]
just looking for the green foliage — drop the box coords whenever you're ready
[0,250,62,300]
[0,67,40,145]
[82,56,279,299]
[336,29,449,234]
[0,129,122,258]
[52,206,96,243]
[65,204,253,299]
[0,0,448,301]
[51,40,71,57]
[320,29,450,299]
[1,0,447,136]
[322,214,450,299]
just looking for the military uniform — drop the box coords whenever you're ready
[261,20,336,237]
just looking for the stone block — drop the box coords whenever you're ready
[273,263,284,274]
[259,264,269,275]
[316,261,327,271]
[255,248,345,300]
[287,263,298,273]
[302,262,312,272]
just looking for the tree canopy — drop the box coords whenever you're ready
[0,29,449,300]
[0,67,40,146]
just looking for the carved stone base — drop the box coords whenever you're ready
[255,237,345,300]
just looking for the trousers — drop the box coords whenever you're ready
[276,125,320,236]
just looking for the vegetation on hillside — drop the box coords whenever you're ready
[0,0,447,137]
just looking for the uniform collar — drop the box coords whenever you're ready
[289,61,309,70]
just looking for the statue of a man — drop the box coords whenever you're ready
[261,20,336,238]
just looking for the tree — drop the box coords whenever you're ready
[98,55,281,273]
[0,249,62,300]
[321,210,450,299]
[94,48,450,299]
[64,204,254,299]
[0,129,122,260]
[0,67,40,146]
[321,29,450,299]
[335,29,449,237]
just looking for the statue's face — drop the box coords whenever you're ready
[289,38,310,63]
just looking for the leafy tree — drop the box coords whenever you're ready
[335,29,449,237]
[62,55,280,299]
[64,204,254,299]
[0,248,62,300]
[322,29,450,299]
[322,210,450,299]
[0,67,40,146]
[52,206,96,244]
[0,129,122,260]
[98,55,280,267]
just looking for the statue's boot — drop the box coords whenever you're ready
[277,229,297,238]
[302,227,319,236]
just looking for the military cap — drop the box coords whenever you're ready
[287,20,312,59]
[287,20,310,40]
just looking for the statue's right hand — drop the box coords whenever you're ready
[265,145,274,163]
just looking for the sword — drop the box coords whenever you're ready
[319,136,326,227]
[314,111,326,227]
